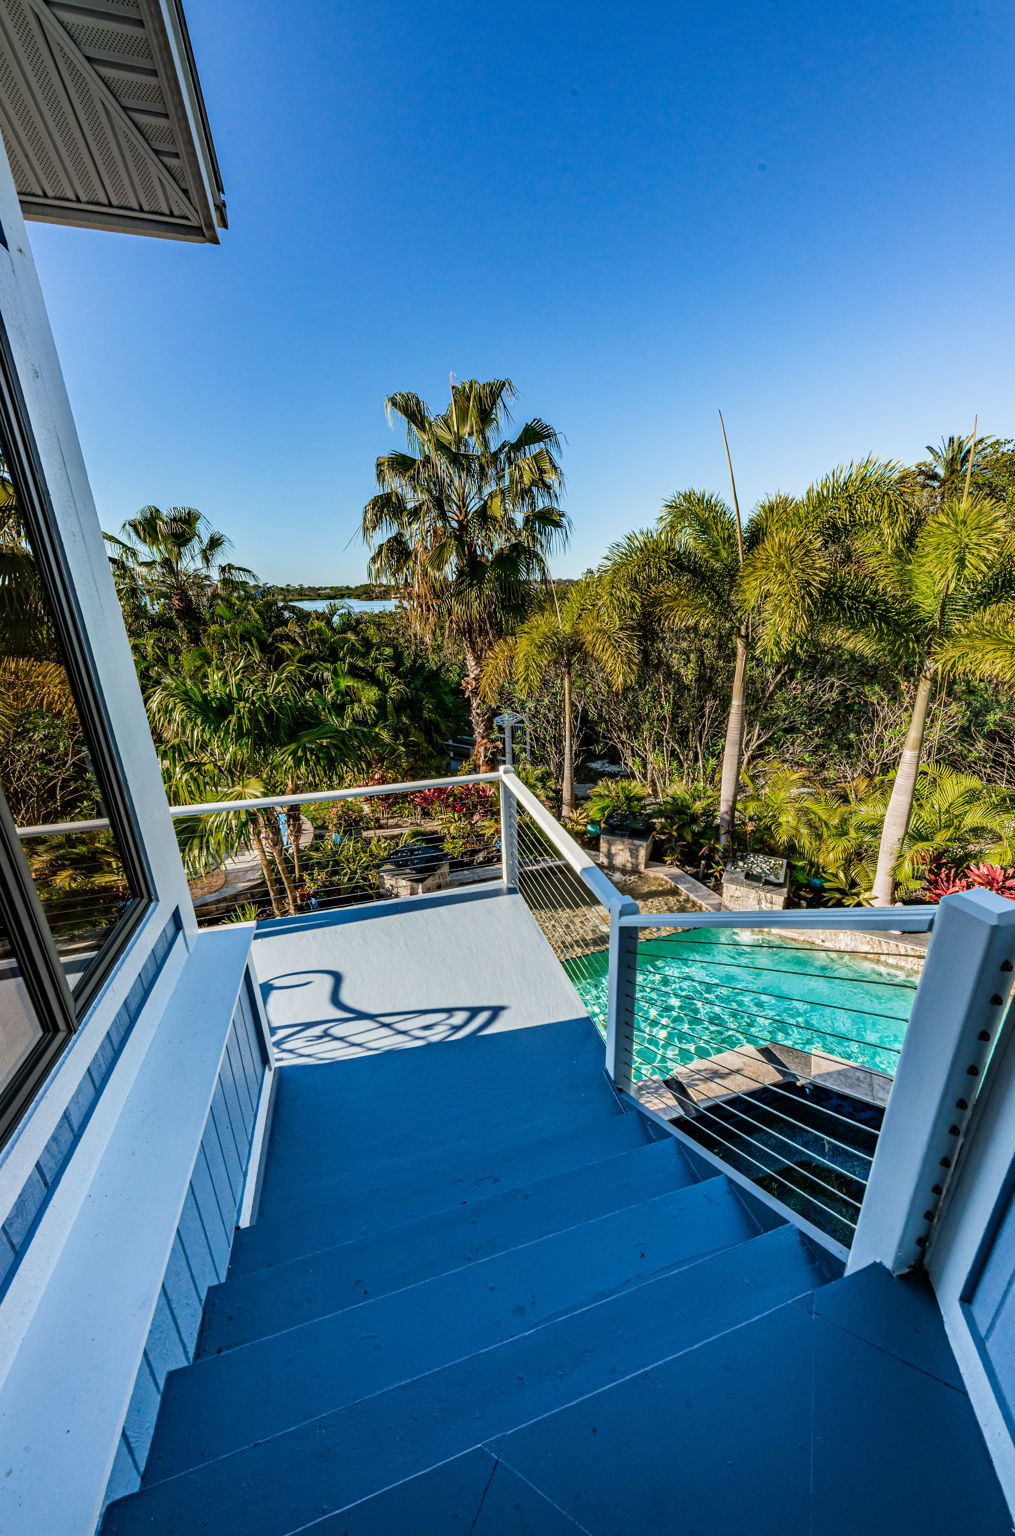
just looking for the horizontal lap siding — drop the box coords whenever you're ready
[116,974,268,1490]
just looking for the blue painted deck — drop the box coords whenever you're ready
[102,892,1009,1535]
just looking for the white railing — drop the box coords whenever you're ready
[168,772,502,819]
[497,772,1015,1270]
[168,773,504,925]
[21,770,1015,1268]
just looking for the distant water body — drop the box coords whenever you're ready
[293,597,396,613]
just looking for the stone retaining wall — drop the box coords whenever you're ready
[644,862,927,976]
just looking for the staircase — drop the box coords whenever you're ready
[102,1014,1009,1535]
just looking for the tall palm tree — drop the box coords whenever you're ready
[361,379,569,769]
[483,576,638,815]
[602,492,770,850]
[105,507,256,641]
[603,463,901,852]
[821,490,1015,903]
[850,767,1015,895]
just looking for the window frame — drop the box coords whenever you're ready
[0,317,153,1145]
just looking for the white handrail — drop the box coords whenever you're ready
[16,817,111,838]
[498,767,631,913]
[167,772,501,820]
[14,773,502,837]
[618,906,935,932]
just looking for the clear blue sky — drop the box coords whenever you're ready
[27,0,1015,584]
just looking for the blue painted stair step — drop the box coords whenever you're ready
[302,1448,588,1536]
[199,1135,697,1356]
[102,1224,827,1535]
[146,1172,761,1481]
[484,1270,1011,1536]
[255,1015,621,1219]
[229,1107,655,1274]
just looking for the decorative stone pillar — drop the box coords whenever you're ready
[720,869,789,911]
[600,831,654,877]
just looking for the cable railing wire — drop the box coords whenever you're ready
[664,1105,861,1233]
[630,968,904,1063]
[629,1015,879,1163]
[631,947,917,1026]
[628,976,889,1135]
[634,934,921,989]
[174,782,504,929]
[673,1088,867,1205]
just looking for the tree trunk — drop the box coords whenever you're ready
[259,809,300,915]
[285,802,304,882]
[462,643,497,771]
[251,821,284,917]
[718,634,748,852]
[871,667,935,906]
[561,668,575,817]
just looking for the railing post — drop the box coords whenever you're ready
[499,768,519,891]
[848,889,1015,1276]
[605,902,640,1093]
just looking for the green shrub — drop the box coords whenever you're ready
[585,778,649,826]
[653,782,718,861]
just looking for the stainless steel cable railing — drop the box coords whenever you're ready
[610,907,932,1250]
[492,771,953,1255]
[497,770,632,1038]
[167,773,504,927]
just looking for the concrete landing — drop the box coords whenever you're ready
[251,886,588,1064]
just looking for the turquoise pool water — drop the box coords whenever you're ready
[564,928,918,1083]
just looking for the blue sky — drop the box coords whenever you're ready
[28,0,1015,584]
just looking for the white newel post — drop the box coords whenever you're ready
[605,899,640,1094]
[848,889,1015,1276]
[499,768,519,891]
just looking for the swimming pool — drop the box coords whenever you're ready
[564,927,919,1083]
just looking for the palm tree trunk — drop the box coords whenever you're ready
[251,821,284,917]
[872,667,935,906]
[285,801,304,882]
[463,643,497,770]
[718,635,748,852]
[259,810,300,915]
[561,668,575,817]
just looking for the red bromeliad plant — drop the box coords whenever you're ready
[410,784,494,819]
[921,855,1015,902]
[966,863,1015,898]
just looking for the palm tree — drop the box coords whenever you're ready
[604,462,902,853]
[915,436,978,505]
[851,767,1015,896]
[482,576,638,815]
[820,490,1015,903]
[361,379,569,769]
[105,507,256,642]
[602,497,740,848]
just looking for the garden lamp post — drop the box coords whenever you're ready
[495,711,525,768]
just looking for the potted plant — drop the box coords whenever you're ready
[585,780,654,874]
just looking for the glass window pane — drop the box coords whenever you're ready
[0,914,45,1098]
[0,445,145,993]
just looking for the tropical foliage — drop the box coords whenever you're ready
[93,404,1015,917]
[482,576,637,814]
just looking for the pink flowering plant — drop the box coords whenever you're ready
[920,855,1015,903]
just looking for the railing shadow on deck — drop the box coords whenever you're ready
[261,968,508,1064]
